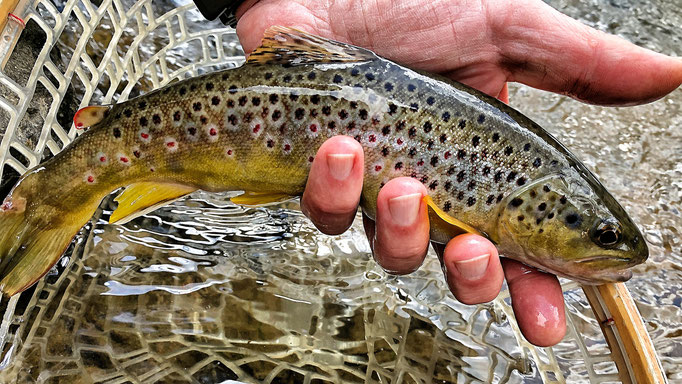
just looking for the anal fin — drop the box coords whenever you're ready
[230,191,295,207]
[110,182,197,224]
[423,195,482,240]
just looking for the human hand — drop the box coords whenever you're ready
[234,0,682,347]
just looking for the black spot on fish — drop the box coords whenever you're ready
[193,102,202,111]
[294,108,305,120]
[236,96,247,107]
[133,150,141,158]
[382,126,391,135]
[152,114,161,125]
[444,181,453,191]
[351,68,360,76]
[310,109,318,118]
[408,127,417,137]
[188,126,196,136]
[228,85,237,94]
[482,166,491,176]
[516,177,526,186]
[206,82,214,91]
[447,166,456,176]
[327,121,336,130]
[243,112,254,123]
[251,97,260,106]
[222,73,229,81]
[407,84,416,92]
[380,147,390,157]
[472,136,480,147]
[457,149,466,160]
[338,110,349,120]
[492,133,500,142]
[458,120,466,129]
[426,96,435,105]
[429,181,438,190]
[477,114,485,123]
[494,171,503,183]
[530,190,537,198]
[173,111,181,121]
[395,162,403,170]
[430,156,438,167]
[427,139,435,150]
[510,198,523,208]
[113,127,121,138]
[179,87,187,96]
[420,175,429,184]
[200,115,208,125]
[311,95,320,104]
[333,74,343,84]
[457,192,465,201]
[538,202,547,211]
[388,103,398,115]
[504,146,513,156]
[348,101,357,110]
[228,114,238,125]
[264,72,273,80]
[307,72,316,80]
[442,112,451,122]
[486,195,495,205]
[560,196,567,204]
[269,94,279,104]
[384,82,394,91]
[506,171,517,182]
[410,103,419,111]
[365,73,375,81]
[423,121,432,133]
[523,143,531,151]
[440,134,447,143]
[550,160,559,166]
[467,197,476,206]
[354,134,362,142]
[139,116,148,126]
[497,194,504,203]
[227,99,235,108]
[396,121,406,131]
[359,109,368,120]
[565,213,581,228]
[124,109,132,118]
[543,185,551,193]
[138,101,147,110]
[457,170,466,183]
[444,201,452,212]
[283,75,292,83]
[533,158,542,168]
[346,121,356,130]
[272,110,282,121]
[190,84,197,91]
[408,147,417,157]
[467,181,476,191]
[212,96,221,106]
[548,212,555,219]
[518,215,525,221]
[470,153,478,162]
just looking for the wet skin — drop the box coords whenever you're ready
[235,0,682,346]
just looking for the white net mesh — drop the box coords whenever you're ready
[0,0,640,382]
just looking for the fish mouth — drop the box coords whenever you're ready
[569,255,636,284]
[574,255,633,264]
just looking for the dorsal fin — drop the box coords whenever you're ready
[247,26,376,66]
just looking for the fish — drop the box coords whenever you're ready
[0,26,648,297]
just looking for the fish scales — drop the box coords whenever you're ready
[0,27,647,296]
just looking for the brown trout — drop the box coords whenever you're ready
[0,27,647,297]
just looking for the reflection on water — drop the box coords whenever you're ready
[0,0,680,382]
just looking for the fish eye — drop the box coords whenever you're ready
[592,221,622,247]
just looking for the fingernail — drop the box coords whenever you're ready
[327,154,355,180]
[454,254,489,281]
[388,193,422,226]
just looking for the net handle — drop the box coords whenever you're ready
[583,283,667,383]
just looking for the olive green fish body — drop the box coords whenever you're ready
[0,27,648,296]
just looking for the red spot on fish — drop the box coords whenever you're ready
[253,124,261,134]
[166,141,175,148]
[120,156,129,163]
[209,128,217,136]
[417,160,424,166]
[99,156,106,162]
[76,122,84,129]
[227,149,233,156]
[444,151,451,159]
[396,138,403,145]
[374,165,382,172]
[87,175,95,183]
[141,132,149,139]
[369,135,376,142]
[284,144,291,151]
[1,202,11,211]
[309,124,318,132]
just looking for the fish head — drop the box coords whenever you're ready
[494,172,648,284]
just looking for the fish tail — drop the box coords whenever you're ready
[0,189,93,297]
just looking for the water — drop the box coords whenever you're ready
[0,0,680,382]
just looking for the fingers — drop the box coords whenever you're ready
[372,177,430,274]
[439,234,504,305]
[492,0,682,105]
[501,259,567,347]
[301,136,364,235]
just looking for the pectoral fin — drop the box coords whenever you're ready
[230,191,295,207]
[110,182,197,224]
[423,195,482,240]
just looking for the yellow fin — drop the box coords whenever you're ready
[230,191,295,207]
[247,26,376,66]
[110,182,197,225]
[423,195,482,239]
[73,105,111,130]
